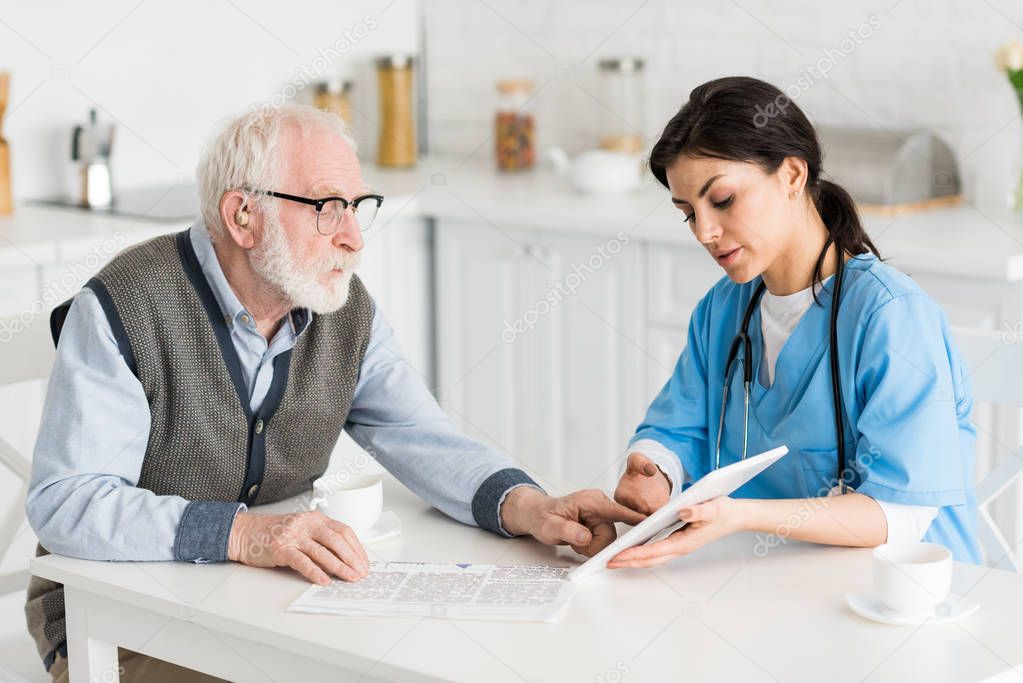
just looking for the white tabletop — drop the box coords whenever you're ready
[30,473,1023,682]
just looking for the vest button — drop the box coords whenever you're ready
[255,419,264,434]
[247,483,259,499]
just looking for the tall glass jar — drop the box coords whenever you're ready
[495,79,535,172]
[597,57,646,154]
[376,54,417,168]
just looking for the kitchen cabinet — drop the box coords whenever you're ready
[435,219,650,490]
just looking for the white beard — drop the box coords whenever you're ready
[250,215,361,314]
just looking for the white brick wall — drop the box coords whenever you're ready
[0,0,419,201]
[424,0,1019,208]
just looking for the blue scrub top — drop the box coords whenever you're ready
[632,253,982,563]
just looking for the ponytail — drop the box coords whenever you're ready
[810,179,880,294]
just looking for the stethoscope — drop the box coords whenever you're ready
[714,251,848,493]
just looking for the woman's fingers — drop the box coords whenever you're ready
[572,520,617,556]
[606,553,674,569]
[607,530,694,567]
[613,480,658,516]
[626,452,658,477]
[678,498,721,523]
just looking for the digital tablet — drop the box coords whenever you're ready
[569,446,789,582]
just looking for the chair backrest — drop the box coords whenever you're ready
[0,314,55,595]
[0,314,55,386]
[952,325,1023,572]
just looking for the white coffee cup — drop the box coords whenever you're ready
[872,542,953,616]
[312,474,383,533]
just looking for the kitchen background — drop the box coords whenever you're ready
[2,1,1023,679]
[0,0,1014,203]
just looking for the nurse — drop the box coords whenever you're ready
[610,76,981,567]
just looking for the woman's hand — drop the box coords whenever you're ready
[613,453,671,515]
[606,496,747,569]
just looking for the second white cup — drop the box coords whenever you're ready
[872,542,953,616]
[312,474,383,533]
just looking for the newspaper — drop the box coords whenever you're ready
[287,562,575,622]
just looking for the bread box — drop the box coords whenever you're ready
[816,126,962,215]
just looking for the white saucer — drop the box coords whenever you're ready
[845,591,979,626]
[354,511,401,544]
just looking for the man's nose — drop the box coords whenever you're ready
[331,209,364,252]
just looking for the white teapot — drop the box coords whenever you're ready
[547,147,645,195]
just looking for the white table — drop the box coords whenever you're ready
[31,473,1023,683]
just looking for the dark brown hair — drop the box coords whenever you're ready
[649,76,880,295]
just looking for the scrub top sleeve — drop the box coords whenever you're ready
[852,293,969,508]
[630,297,712,482]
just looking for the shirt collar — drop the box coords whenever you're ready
[188,221,311,337]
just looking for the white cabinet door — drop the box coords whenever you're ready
[435,221,650,489]
[528,230,647,489]
[435,220,544,478]
[356,217,433,383]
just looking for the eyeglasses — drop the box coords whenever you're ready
[252,190,385,235]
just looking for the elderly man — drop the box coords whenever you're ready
[24,105,642,682]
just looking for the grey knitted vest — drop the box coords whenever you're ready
[25,228,374,670]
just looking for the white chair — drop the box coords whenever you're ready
[0,314,55,595]
[954,325,1023,573]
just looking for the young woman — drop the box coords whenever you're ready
[611,76,980,567]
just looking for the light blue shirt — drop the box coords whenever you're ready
[26,224,538,562]
[631,254,982,563]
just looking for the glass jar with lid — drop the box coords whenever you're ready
[597,57,646,154]
[495,79,535,172]
[376,54,417,168]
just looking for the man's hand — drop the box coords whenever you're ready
[227,510,370,585]
[613,452,671,515]
[500,486,647,556]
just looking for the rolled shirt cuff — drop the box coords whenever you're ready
[627,438,687,497]
[174,500,247,563]
[873,498,939,544]
[471,468,544,537]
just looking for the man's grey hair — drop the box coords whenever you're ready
[196,104,356,240]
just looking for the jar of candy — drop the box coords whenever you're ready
[495,79,535,172]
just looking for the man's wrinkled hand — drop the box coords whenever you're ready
[227,510,370,585]
[500,486,647,556]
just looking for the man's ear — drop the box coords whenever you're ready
[219,190,258,249]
